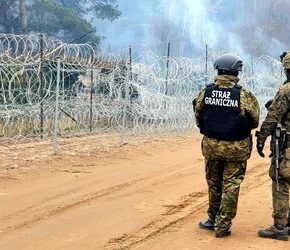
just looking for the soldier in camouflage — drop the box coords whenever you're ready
[193,54,260,238]
[256,52,290,241]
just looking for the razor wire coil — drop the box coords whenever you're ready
[0,34,283,142]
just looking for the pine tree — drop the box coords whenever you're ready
[0,0,121,44]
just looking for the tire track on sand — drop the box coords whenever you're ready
[0,163,198,236]
[105,191,208,250]
[0,177,144,235]
[105,163,270,250]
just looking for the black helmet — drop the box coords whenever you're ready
[214,54,243,72]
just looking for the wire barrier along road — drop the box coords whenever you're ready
[0,34,284,150]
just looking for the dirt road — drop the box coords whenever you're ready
[0,134,289,249]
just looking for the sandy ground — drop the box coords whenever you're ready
[0,133,289,250]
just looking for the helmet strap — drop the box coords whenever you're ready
[218,69,239,77]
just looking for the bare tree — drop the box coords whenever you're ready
[19,0,28,34]
[151,16,184,56]
[233,0,290,56]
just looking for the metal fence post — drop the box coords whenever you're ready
[250,57,255,90]
[39,33,44,138]
[120,46,131,145]
[53,58,61,155]
[165,42,170,96]
[205,44,208,74]
[163,42,170,110]
[89,50,94,132]
[205,44,208,86]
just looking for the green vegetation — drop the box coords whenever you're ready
[0,0,121,44]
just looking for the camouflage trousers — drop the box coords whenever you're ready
[271,179,290,227]
[205,159,246,233]
[269,148,290,227]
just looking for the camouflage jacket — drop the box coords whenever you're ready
[194,75,260,161]
[258,81,290,144]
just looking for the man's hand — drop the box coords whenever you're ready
[255,131,265,158]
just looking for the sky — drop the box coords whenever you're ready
[96,0,164,50]
[95,0,288,58]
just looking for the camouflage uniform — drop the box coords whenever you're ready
[194,75,260,234]
[257,81,290,227]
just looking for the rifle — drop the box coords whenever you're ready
[273,123,288,192]
[274,124,282,191]
[265,100,288,191]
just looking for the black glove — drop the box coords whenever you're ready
[257,141,265,158]
[265,99,273,110]
[255,131,265,158]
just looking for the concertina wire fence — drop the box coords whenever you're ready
[0,33,284,149]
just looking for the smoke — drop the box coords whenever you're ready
[96,0,289,58]
[160,0,251,57]
[95,1,163,51]
[172,0,218,47]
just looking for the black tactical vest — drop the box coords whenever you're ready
[200,84,252,141]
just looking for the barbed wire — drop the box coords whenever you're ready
[0,34,283,143]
